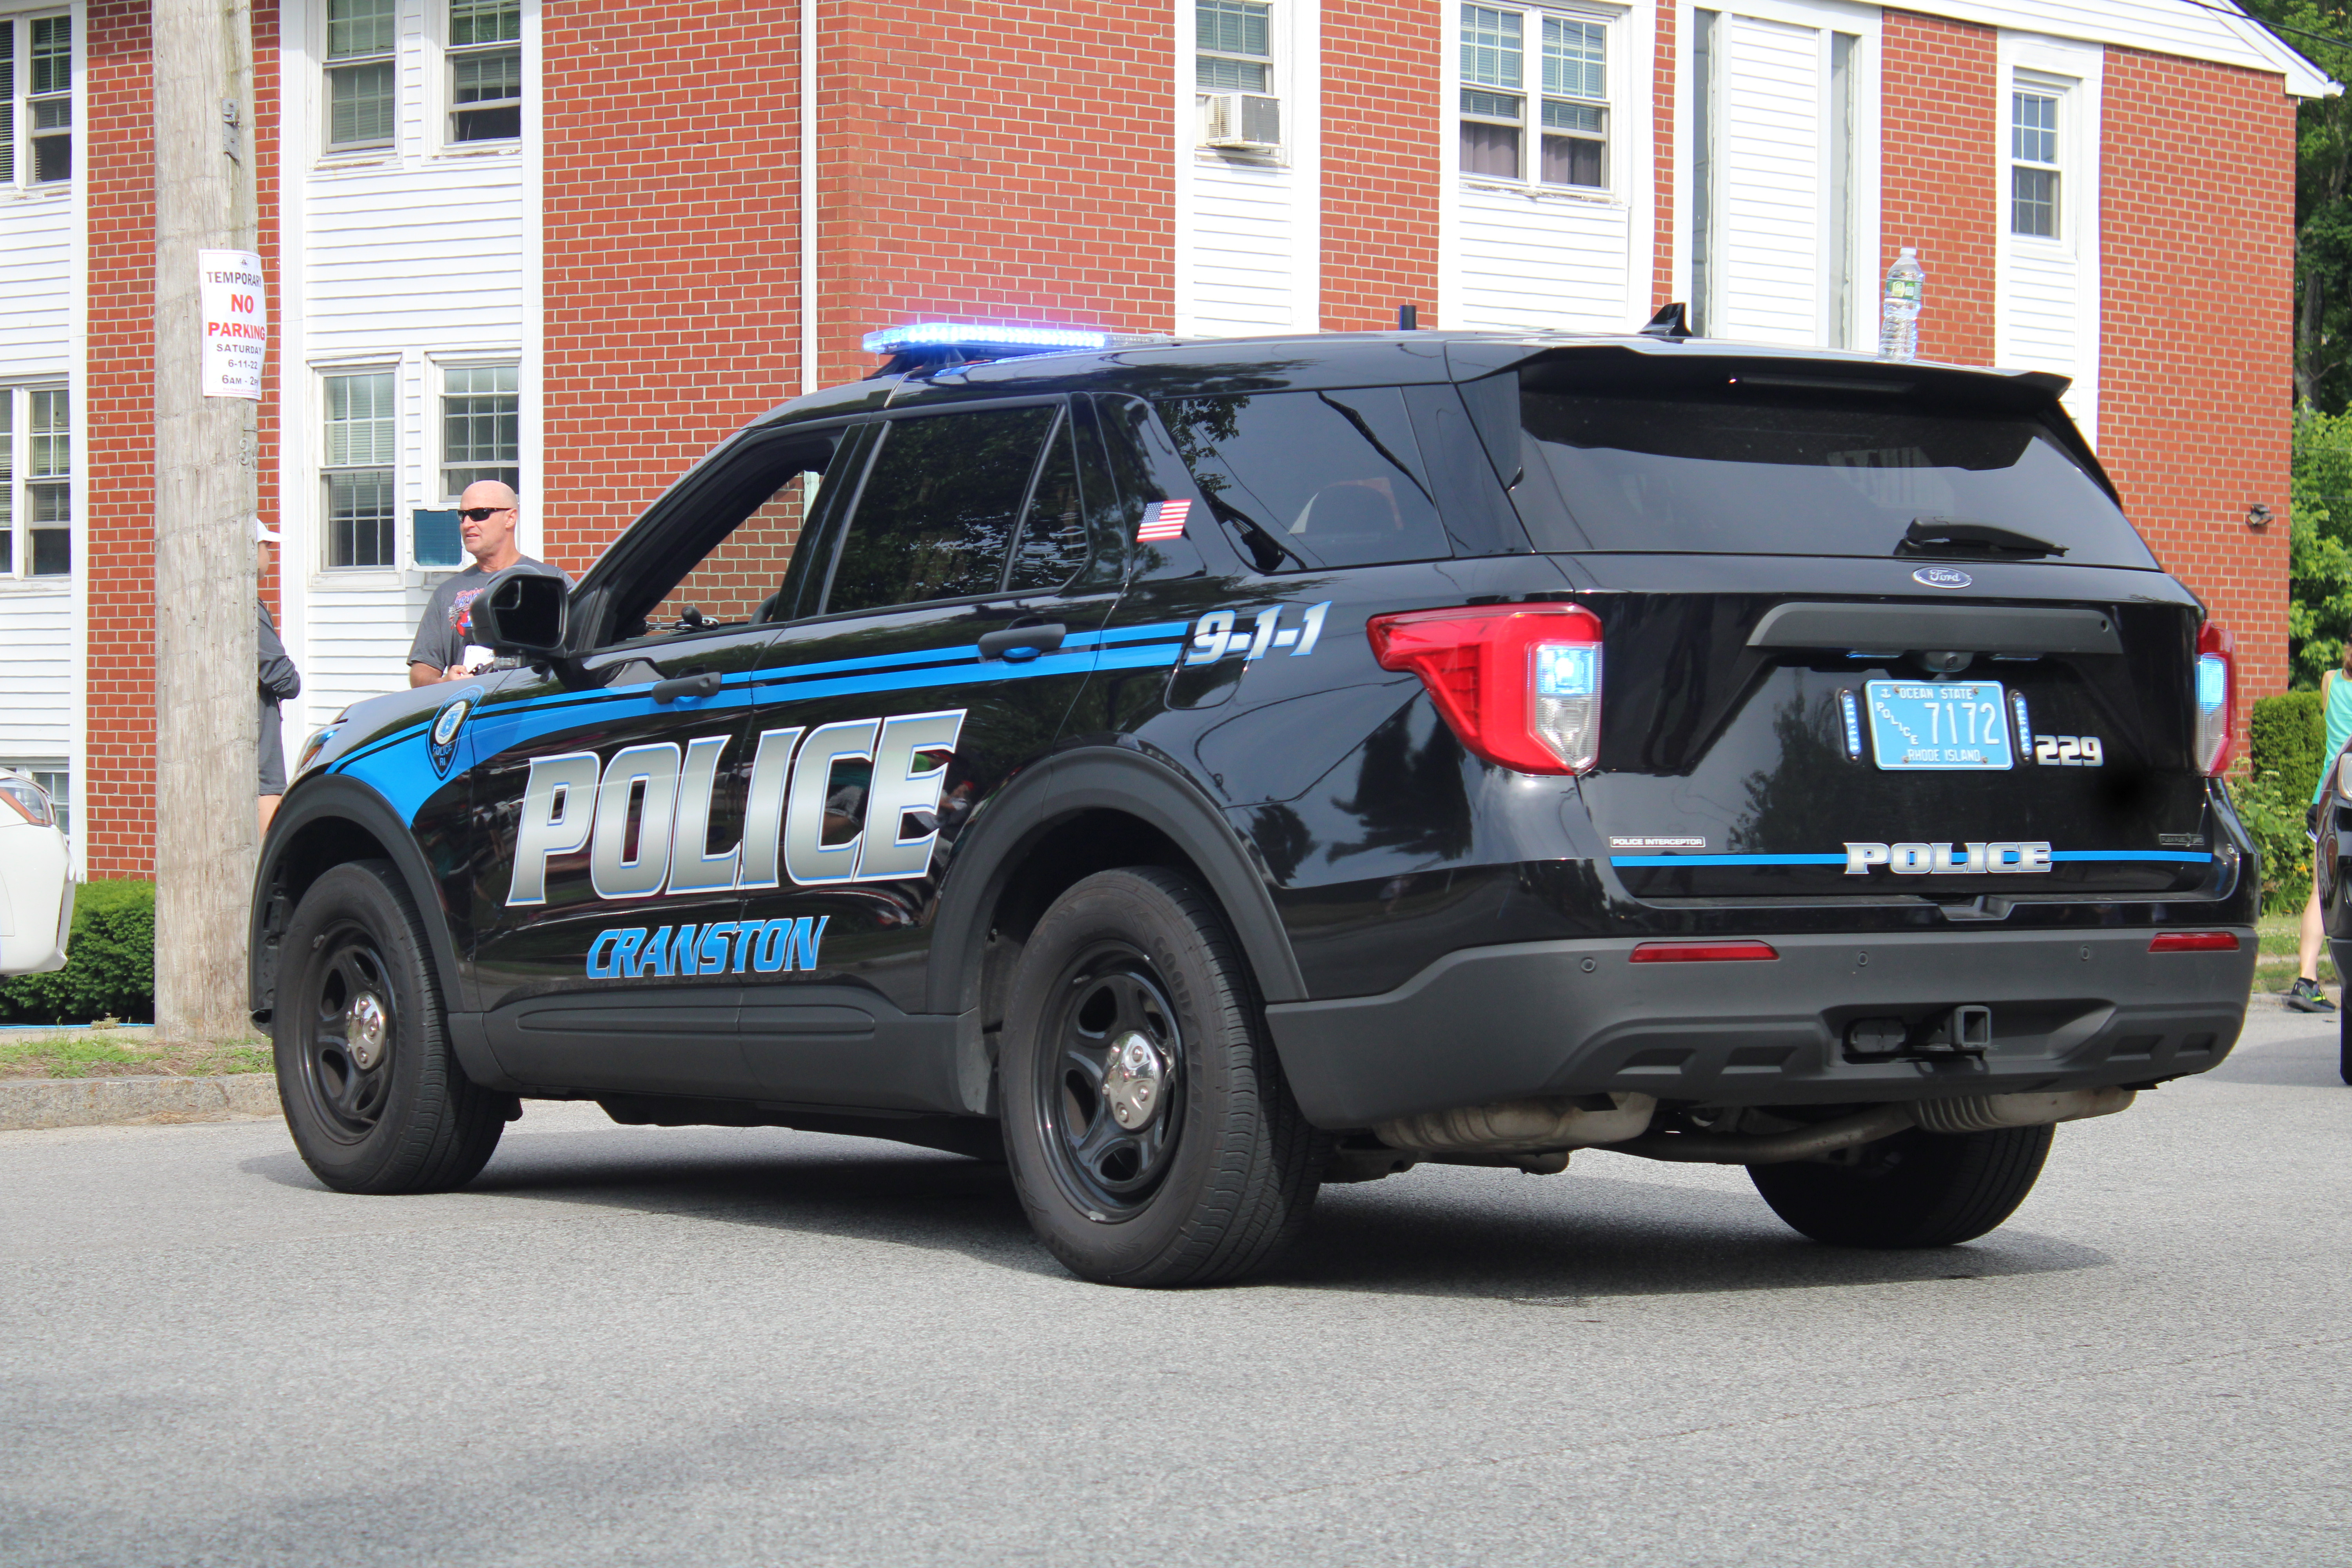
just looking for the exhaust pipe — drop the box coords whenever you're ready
[1603,1086,2137,1166]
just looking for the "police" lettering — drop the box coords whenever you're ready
[1842,841,2054,875]
[508,709,966,907]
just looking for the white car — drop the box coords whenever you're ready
[0,768,72,976]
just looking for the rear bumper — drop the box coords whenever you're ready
[1263,927,2256,1128]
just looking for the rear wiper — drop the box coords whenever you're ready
[1896,518,2067,560]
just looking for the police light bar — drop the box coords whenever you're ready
[861,323,1111,356]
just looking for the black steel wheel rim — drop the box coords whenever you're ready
[1033,942,1187,1220]
[298,922,399,1144]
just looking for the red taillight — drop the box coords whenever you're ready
[2196,622,2235,777]
[1366,603,1604,774]
[2148,931,2240,953]
[1628,939,1780,963]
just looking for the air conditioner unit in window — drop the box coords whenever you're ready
[1203,93,1281,151]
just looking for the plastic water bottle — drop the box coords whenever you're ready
[1878,247,1925,361]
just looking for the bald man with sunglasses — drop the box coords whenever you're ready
[407,481,567,687]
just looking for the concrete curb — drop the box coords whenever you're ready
[0,1074,281,1131]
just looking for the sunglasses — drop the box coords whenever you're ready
[459,506,513,521]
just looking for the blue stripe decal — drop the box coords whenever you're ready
[1610,850,2216,869]
[2053,851,2213,864]
[1611,853,1847,867]
[332,732,456,826]
[1067,621,1190,649]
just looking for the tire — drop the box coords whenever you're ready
[274,860,508,1194]
[999,866,1327,1287]
[1748,1122,2053,1249]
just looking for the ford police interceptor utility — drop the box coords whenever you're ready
[250,318,2259,1287]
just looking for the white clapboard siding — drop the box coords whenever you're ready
[0,195,72,375]
[303,159,525,360]
[299,578,438,735]
[2002,247,2096,431]
[0,586,73,759]
[1719,13,1822,348]
[1454,191,1632,332]
[1187,164,1302,337]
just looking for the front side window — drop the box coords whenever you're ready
[325,0,396,150]
[1,760,68,836]
[1460,4,1606,190]
[0,386,71,577]
[2011,86,2060,239]
[447,0,520,142]
[323,371,397,568]
[0,12,73,187]
[824,406,1066,616]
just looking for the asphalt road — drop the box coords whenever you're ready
[3,1006,2346,1568]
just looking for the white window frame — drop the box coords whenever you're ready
[437,358,520,502]
[318,365,402,572]
[1193,0,1286,156]
[1454,0,1620,198]
[0,383,73,581]
[2007,67,2071,249]
[440,0,521,149]
[321,0,398,156]
[1994,33,2101,439]
[1,9,73,191]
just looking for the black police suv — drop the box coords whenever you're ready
[251,324,2259,1287]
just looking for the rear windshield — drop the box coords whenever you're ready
[1512,379,2158,567]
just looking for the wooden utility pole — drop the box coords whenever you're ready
[152,0,260,1041]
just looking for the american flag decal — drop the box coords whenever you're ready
[1136,499,1191,542]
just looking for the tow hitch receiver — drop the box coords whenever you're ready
[1846,1004,1993,1061]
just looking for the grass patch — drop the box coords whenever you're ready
[2254,913,2339,992]
[0,1034,271,1080]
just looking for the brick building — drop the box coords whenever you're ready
[0,0,2326,875]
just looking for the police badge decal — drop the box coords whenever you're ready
[428,686,484,779]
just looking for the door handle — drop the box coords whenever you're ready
[652,671,722,703]
[976,622,1066,662]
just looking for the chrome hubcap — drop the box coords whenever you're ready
[347,993,387,1070]
[1101,1031,1166,1130]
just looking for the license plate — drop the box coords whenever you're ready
[1864,681,2015,771]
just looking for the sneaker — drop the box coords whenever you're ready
[2285,976,2337,1013]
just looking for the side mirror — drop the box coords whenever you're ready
[474,569,568,659]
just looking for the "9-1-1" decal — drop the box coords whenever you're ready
[507,708,965,907]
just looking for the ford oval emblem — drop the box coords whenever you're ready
[1913,566,1973,590]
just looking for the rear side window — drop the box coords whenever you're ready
[1160,388,1451,571]
[825,404,1071,614]
[1512,379,2157,567]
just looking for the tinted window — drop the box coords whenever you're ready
[603,430,840,645]
[826,405,1057,614]
[1160,388,1451,571]
[1516,387,2156,567]
[1006,412,1092,593]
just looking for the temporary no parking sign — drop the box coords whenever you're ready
[198,248,267,400]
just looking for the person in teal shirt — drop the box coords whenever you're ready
[2291,650,2352,1011]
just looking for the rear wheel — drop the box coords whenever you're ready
[274,860,508,1194]
[1000,867,1326,1287]
[1748,1123,2052,1248]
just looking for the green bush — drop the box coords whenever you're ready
[2234,770,2312,915]
[2250,689,2328,806]
[0,879,156,1025]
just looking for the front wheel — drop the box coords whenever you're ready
[1000,867,1326,1287]
[274,860,508,1194]
[1748,1123,2053,1248]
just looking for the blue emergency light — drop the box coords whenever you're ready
[861,322,1111,355]
[860,321,1126,378]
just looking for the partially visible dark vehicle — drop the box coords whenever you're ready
[251,323,2258,1285]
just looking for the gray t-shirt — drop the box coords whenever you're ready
[407,557,564,673]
